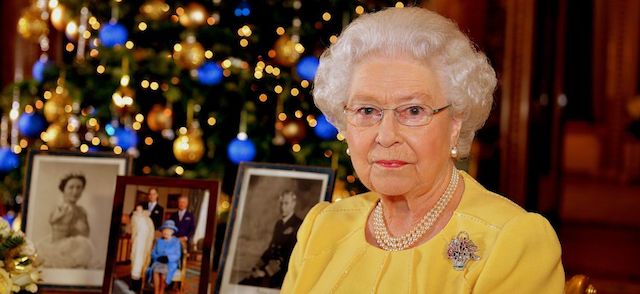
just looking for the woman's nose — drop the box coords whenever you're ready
[375,112,401,147]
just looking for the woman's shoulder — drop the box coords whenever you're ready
[457,172,534,230]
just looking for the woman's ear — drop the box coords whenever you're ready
[449,117,462,147]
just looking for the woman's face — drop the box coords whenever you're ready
[62,178,85,204]
[344,54,461,197]
[162,228,174,239]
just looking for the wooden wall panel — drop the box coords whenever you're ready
[499,0,536,205]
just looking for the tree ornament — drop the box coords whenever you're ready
[281,118,306,143]
[173,128,205,164]
[51,4,72,31]
[113,126,138,150]
[197,62,224,86]
[43,90,72,123]
[112,86,135,109]
[179,2,207,28]
[42,123,72,148]
[147,104,173,132]
[296,56,320,81]
[17,6,49,43]
[273,35,300,67]
[65,20,80,41]
[32,56,52,83]
[173,36,206,70]
[227,134,256,164]
[234,0,251,17]
[0,147,19,172]
[99,22,128,48]
[314,114,338,140]
[140,0,170,21]
[18,112,47,138]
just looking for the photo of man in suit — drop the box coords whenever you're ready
[145,188,164,230]
[169,195,195,243]
[240,190,302,288]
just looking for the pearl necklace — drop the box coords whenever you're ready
[372,168,459,251]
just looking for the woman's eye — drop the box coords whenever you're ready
[357,107,377,116]
[405,106,425,115]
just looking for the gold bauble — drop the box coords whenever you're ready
[179,3,207,28]
[173,39,205,70]
[273,35,300,67]
[51,4,72,31]
[173,129,205,164]
[17,6,49,43]
[281,119,306,143]
[141,0,170,20]
[112,86,135,108]
[42,123,72,149]
[65,20,79,41]
[147,104,173,132]
[43,91,72,123]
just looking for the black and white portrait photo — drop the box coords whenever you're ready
[217,162,334,294]
[23,151,129,288]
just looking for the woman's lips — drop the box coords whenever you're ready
[374,160,408,168]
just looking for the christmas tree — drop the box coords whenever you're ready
[1,0,403,215]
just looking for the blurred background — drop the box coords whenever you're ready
[0,0,638,292]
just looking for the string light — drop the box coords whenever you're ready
[274,85,283,93]
[278,113,287,121]
[205,50,213,59]
[138,22,147,31]
[207,117,217,126]
[144,137,153,145]
[395,2,405,8]
[150,82,159,90]
[258,94,268,102]
[292,144,301,152]
[291,88,300,96]
[114,146,123,154]
[276,27,285,35]
[301,80,310,88]
[294,110,303,118]
[322,12,331,21]
[355,6,365,14]
[97,65,105,74]
[141,80,150,88]
[80,144,89,153]
[175,166,184,175]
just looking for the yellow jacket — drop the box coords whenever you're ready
[282,171,564,293]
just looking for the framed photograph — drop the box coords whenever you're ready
[102,176,220,294]
[216,162,335,294]
[22,150,131,290]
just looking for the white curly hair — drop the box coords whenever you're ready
[312,7,496,158]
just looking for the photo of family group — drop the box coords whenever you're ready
[104,177,219,294]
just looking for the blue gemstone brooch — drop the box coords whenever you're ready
[447,231,480,271]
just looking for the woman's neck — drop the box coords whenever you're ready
[378,166,456,236]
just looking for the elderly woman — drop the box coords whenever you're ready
[281,7,564,293]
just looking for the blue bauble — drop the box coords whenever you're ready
[32,58,50,82]
[197,62,224,86]
[0,147,19,172]
[234,1,251,17]
[227,137,256,164]
[99,22,128,48]
[114,126,138,150]
[296,56,320,81]
[314,115,338,140]
[18,112,47,138]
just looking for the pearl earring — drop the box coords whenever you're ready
[346,148,351,156]
[450,146,458,158]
